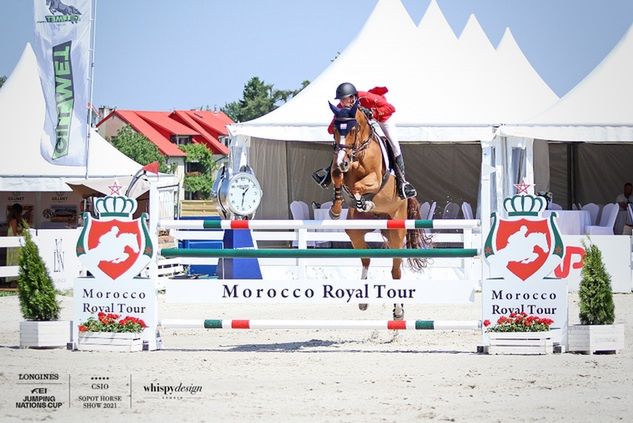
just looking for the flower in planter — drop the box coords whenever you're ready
[484,312,554,332]
[78,312,147,334]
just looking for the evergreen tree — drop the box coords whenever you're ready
[578,242,615,325]
[222,77,309,122]
[0,75,6,89]
[17,229,60,321]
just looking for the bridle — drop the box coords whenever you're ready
[333,112,375,163]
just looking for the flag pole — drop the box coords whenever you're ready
[85,0,97,178]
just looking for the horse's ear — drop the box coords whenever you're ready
[350,100,359,116]
[328,101,341,115]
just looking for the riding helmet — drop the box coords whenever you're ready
[335,82,358,99]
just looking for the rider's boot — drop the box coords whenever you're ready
[394,155,417,199]
[312,162,332,188]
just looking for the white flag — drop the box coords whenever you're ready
[34,0,92,166]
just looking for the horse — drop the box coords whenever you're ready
[85,227,140,265]
[327,100,430,320]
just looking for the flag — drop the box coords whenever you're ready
[33,0,92,166]
[142,161,160,175]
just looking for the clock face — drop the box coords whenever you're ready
[227,173,262,216]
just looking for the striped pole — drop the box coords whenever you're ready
[160,248,478,259]
[160,319,482,331]
[159,219,480,231]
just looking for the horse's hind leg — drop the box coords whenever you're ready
[391,257,405,320]
[358,257,370,311]
[385,228,406,320]
[347,229,370,311]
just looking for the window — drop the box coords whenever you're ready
[171,135,191,145]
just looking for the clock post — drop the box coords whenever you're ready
[213,135,263,279]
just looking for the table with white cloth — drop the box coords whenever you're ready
[542,210,591,235]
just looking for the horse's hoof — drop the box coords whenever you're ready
[358,303,368,311]
[392,304,404,320]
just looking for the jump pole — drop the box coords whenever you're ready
[160,248,479,259]
[159,319,482,331]
[160,219,480,231]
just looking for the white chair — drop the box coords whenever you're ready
[290,201,315,247]
[442,202,460,219]
[581,203,600,225]
[419,201,430,220]
[586,203,619,235]
[320,201,333,210]
[461,202,474,220]
[548,202,563,210]
[427,201,437,220]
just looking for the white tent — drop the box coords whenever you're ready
[228,0,559,219]
[0,43,142,192]
[498,22,633,208]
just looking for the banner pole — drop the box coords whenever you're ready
[85,0,97,178]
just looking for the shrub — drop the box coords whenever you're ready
[17,229,60,320]
[578,242,615,325]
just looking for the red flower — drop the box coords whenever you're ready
[78,325,88,332]
[483,320,491,327]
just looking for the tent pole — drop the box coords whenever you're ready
[84,0,97,179]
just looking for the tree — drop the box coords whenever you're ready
[222,77,309,122]
[0,75,6,89]
[110,125,170,173]
[578,242,615,325]
[18,229,60,321]
[179,143,220,199]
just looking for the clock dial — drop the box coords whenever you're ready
[226,173,262,216]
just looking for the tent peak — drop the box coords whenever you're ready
[459,13,494,53]
[418,0,457,43]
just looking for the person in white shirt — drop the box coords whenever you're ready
[616,182,632,235]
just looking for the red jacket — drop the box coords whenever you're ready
[327,87,395,134]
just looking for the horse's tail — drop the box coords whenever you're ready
[405,197,432,271]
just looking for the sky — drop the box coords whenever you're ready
[1,0,633,112]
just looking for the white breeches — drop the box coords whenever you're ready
[372,120,402,157]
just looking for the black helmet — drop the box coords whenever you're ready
[335,82,358,99]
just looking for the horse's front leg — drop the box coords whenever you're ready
[329,169,345,219]
[352,173,380,212]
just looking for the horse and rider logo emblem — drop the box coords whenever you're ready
[485,194,564,283]
[76,195,153,281]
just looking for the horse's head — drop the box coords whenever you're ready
[328,101,371,173]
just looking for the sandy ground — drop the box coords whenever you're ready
[0,292,632,422]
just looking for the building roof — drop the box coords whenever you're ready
[97,109,232,156]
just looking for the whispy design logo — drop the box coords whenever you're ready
[485,194,564,283]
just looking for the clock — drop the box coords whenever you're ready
[220,172,262,217]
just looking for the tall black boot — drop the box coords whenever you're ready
[394,155,417,199]
[312,162,332,188]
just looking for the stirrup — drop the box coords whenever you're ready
[399,181,417,199]
[312,167,331,188]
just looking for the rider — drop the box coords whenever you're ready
[312,82,417,199]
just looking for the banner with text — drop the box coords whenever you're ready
[34,0,92,166]
[165,279,478,304]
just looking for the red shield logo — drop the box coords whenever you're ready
[80,219,144,280]
[494,218,552,281]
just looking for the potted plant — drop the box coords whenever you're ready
[568,242,625,353]
[17,229,70,348]
[484,312,555,355]
[76,312,147,352]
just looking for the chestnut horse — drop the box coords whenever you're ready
[327,101,429,319]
